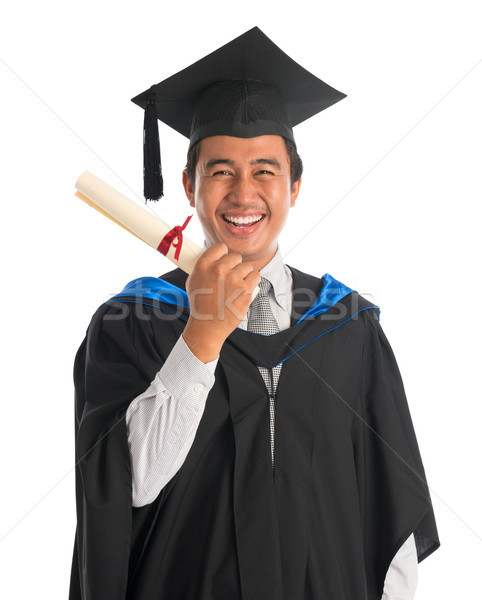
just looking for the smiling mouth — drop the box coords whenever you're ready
[221,215,266,228]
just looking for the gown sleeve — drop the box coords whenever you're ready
[70,302,162,600]
[352,309,440,599]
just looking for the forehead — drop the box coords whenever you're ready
[197,135,289,165]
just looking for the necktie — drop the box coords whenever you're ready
[247,277,283,469]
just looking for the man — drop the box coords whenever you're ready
[70,27,439,600]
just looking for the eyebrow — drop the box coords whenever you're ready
[250,158,281,169]
[204,158,282,169]
[205,158,235,169]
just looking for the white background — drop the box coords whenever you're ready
[1,1,481,597]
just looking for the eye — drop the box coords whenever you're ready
[255,169,274,176]
[212,170,232,176]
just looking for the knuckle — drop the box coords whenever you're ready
[229,252,242,263]
[195,256,208,271]
[213,263,224,276]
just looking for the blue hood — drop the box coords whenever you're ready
[109,272,356,325]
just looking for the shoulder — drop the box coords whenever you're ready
[287,264,380,326]
[89,267,189,329]
[84,273,182,354]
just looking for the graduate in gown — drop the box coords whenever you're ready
[69,27,440,600]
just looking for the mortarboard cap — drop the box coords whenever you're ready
[132,26,346,201]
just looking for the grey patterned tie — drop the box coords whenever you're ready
[247,276,283,469]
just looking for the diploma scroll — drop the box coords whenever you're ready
[75,171,202,273]
[75,171,259,299]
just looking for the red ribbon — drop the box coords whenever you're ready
[157,214,193,261]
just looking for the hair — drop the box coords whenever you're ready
[185,137,303,188]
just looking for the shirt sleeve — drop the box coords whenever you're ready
[126,333,218,507]
[381,533,419,600]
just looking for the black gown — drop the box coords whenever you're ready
[69,266,440,600]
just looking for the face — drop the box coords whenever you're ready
[182,135,301,271]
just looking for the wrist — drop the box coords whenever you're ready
[182,321,224,363]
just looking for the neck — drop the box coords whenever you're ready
[242,247,278,273]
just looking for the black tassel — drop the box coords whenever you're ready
[143,91,163,201]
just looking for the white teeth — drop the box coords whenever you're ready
[224,215,263,225]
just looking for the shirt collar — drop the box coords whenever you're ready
[258,246,290,307]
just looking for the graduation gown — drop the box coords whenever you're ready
[69,266,439,600]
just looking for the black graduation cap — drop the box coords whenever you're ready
[132,26,346,201]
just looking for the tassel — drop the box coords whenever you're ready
[143,91,163,201]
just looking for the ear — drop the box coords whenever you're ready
[290,176,301,207]
[182,170,195,207]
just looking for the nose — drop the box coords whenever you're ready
[229,173,258,204]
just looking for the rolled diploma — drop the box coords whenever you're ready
[75,171,259,299]
[75,171,202,273]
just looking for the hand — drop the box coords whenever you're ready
[182,243,261,362]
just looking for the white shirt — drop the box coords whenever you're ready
[125,245,418,598]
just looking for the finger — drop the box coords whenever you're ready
[244,270,262,289]
[231,262,257,279]
[201,243,228,261]
[215,251,244,269]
